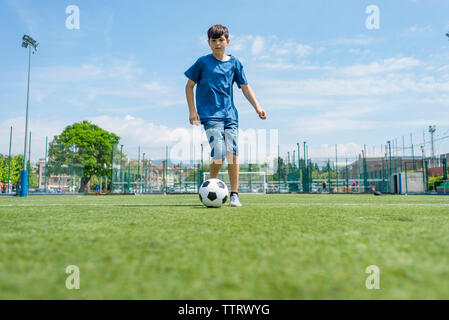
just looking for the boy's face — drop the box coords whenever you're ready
[208,35,230,53]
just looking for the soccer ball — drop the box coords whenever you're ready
[199,178,229,208]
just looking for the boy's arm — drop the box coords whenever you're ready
[240,84,266,120]
[185,79,200,125]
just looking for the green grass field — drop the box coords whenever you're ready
[0,194,448,299]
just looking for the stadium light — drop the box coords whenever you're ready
[20,34,38,197]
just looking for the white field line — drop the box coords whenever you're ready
[0,203,449,207]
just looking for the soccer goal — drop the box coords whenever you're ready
[203,171,267,194]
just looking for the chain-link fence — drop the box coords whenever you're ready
[2,127,449,195]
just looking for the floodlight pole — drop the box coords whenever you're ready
[28,131,32,169]
[20,43,32,197]
[28,131,32,193]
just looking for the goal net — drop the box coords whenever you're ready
[203,171,267,194]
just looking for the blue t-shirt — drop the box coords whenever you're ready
[184,54,248,122]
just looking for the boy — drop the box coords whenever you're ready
[185,24,266,207]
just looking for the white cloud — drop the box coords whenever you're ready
[348,48,370,55]
[251,36,265,55]
[270,40,313,57]
[274,48,289,55]
[142,82,172,94]
[0,115,208,162]
[407,25,432,33]
[34,59,144,83]
[325,35,375,46]
[339,57,421,77]
[296,118,378,135]
[226,34,314,60]
[260,62,333,71]
[24,57,178,110]
[296,44,313,56]
[309,142,363,158]
[0,117,70,163]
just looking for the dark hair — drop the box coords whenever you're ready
[208,24,229,40]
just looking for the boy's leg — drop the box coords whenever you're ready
[224,120,239,195]
[226,152,239,193]
[210,158,225,179]
[203,120,226,180]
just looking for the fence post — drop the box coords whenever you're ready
[335,144,338,192]
[8,127,13,193]
[71,144,74,193]
[127,163,130,194]
[405,162,408,194]
[346,158,348,193]
[44,136,47,193]
[165,145,168,194]
[303,142,307,193]
[278,144,280,193]
[200,143,204,186]
[443,158,448,181]
[296,143,301,187]
[424,160,429,192]
[110,143,114,193]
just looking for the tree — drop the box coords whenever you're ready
[48,121,119,193]
[0,154,24,187]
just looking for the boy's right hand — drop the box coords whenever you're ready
[189,111,200,126]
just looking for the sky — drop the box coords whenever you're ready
[1,0,449,165]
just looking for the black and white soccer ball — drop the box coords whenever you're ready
[199,178,229,208]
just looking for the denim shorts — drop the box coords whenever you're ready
[202,119,239,160]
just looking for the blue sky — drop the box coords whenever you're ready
[1,0,449,164]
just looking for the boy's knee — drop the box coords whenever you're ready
[226,152,238,164]
[211,158,225,165]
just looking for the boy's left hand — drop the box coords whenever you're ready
[256,108,267,120]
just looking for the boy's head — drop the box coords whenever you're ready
[207,24,230,53]
[207,24,229,40]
